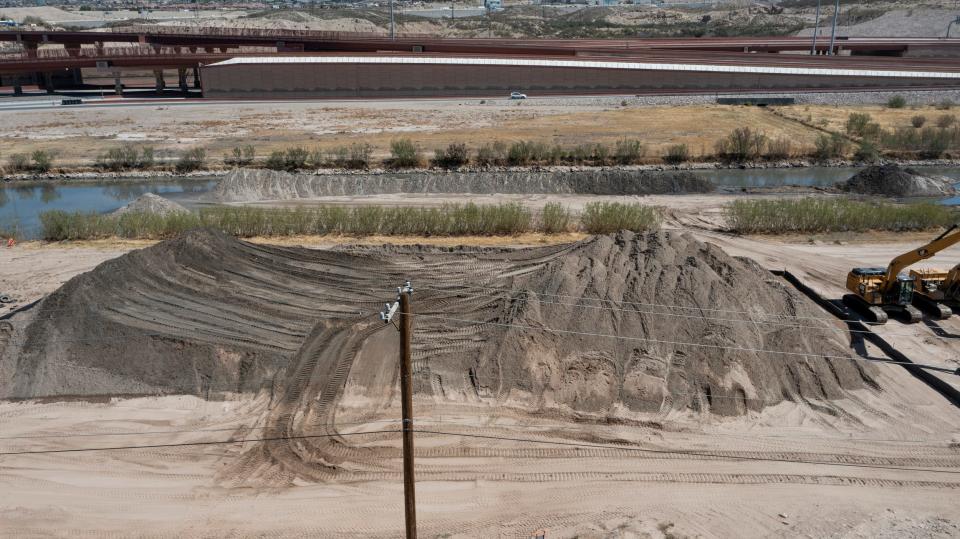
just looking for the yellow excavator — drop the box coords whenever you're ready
[844,224,960,324]
[910,262,960,320]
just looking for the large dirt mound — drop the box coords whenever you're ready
[1,229,874,418]
[208,168,714,202]
[840,164,956,197]
[112,193,188,216]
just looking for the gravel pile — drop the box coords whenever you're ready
[840,164,957,197]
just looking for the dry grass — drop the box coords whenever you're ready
[0,103,829,166]
[777,104,952,135]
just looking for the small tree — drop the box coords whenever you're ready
[936,115,957,129]
[845,112,873,136]
[911,115,927,128]
[389,138,421,168]
[347,143,373,169]
[715,127,767,161]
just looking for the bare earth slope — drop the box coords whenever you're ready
[208,168,715,203]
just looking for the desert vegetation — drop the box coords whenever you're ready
[726,198,954,234]
[38,201,663,241]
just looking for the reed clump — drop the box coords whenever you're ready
[40,202,665,240]
[581,202,661,234]
[726,198,954,234]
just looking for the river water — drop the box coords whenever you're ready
[2,167,959,239]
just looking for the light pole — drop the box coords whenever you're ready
[828,0,840,56]
[811,0,821,55]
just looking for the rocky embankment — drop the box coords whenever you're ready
[206,168,715,202]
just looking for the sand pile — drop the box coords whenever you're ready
[1,229,874,419]
[112,193,188,216]
[208,168,714,202]
[840,164,956,197]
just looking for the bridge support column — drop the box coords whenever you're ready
[114,76,123,96]
[178,68,189,93]
[193,67,201,89]
[69,68,83,85]
[13,77,23,96]
[42,72,54,94]
[23,42,38,58]
[153,69,166,95]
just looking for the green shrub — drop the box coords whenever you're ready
[911,115,927,128]
[715,126,767,161]
[614,139,646,164]
[726,198,953,234]
[175,147,206,173]
[389,138,421,168]
[540,202,572,233]
[264,150,285,171]
[325,143,375,169]
[936,115,957,129]
[432,142,469,168]
[845,112,873,136]
[284,146,309,170]
[854,139,880,163]
[935,99,954,111]
[662,144,690,165]
[581,202,660,234]
[31,150,54,173]
[476,141,507,166]
[814,133,848,160]
[887,95,907,109]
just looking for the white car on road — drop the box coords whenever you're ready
[510,91,527,100]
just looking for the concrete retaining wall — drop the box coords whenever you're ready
[200,61,959,99]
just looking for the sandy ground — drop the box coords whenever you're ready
[3,194,960,536]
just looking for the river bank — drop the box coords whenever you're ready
[4,158,960,184]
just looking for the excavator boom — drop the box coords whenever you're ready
[882,225,960,294]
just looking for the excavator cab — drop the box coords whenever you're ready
[909,268,956,320]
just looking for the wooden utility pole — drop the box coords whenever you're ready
[381,282,417,539]
[399,289,417,539]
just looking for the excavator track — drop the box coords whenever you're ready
[897,304,923,324]
[912,294,953,320]
[842,294,888,325]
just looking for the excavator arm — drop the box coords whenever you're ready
[882,224,960,293]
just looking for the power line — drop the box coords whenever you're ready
[408,312,960,375]
[411,428,960,476]
[0,429,399,456]
[3,425,959,477]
